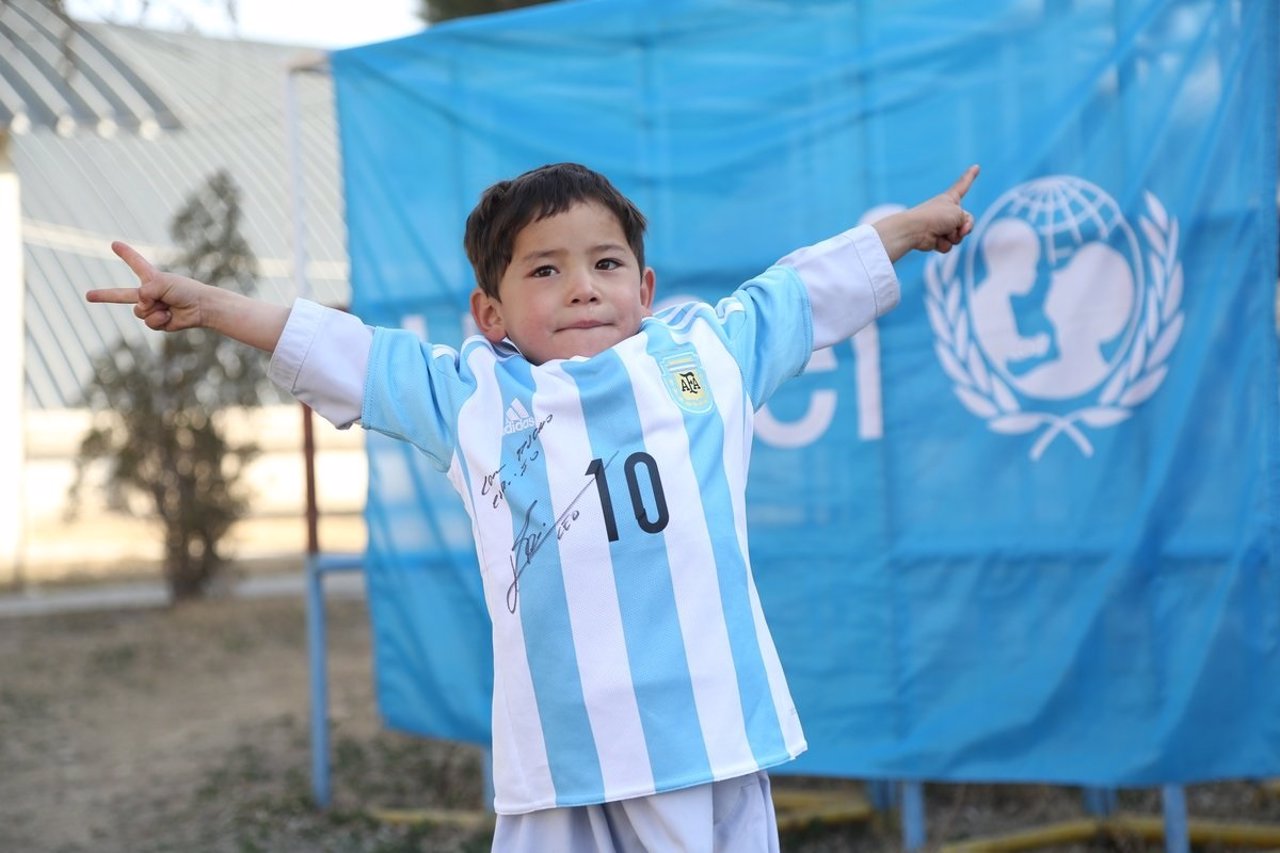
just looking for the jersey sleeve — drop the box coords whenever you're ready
[776,222,900,348]
[267,298,469,471]
[715,223,900,407]
[360,327,473,471]
[268,299,372,428]
[712,266,815,407]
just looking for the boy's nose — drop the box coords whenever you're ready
[567,269,601,302]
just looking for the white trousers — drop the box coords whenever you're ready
[490,771,780,853]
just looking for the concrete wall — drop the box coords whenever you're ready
[1,139,25,581]
[12,403,367,587]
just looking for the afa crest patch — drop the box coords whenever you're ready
[661,351,712,414]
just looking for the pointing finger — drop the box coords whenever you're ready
[947,164,980,201]
[111,241,158,282]
[86,287,142,304]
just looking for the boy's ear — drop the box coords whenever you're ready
[470,289,507,343]
[640,267,656,312]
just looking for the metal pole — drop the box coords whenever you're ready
[285,56,323,303]
[867,779,898,812]
[285,55,332,808]
[303,403,319,555]
[1161,785,1190,853]
[901,781,926,851]
[306,554,331,807]
[1083,786,1118,816]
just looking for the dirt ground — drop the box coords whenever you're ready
[2,587,1279,853]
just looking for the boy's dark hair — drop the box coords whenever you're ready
[464,163,648,299]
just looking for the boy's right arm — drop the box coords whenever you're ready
[86,241,289,353]
[88,241,371,428]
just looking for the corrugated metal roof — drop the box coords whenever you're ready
[0,0,181,136]
[13,13,351,408]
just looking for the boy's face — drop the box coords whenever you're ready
[471,201,655,365]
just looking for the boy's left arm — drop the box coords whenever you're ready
[775,165,980,350]
[872,165,979,262]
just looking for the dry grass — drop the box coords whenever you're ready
[2,591,1277,852]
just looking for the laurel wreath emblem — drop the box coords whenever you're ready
[924,191,1184,461]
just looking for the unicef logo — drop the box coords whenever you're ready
[925,176,1184,460]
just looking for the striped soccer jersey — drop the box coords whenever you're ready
[269,223,899,814]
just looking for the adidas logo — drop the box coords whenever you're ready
[504,399,537,435]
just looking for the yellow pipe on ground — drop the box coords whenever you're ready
[941,816,1280,853]
[772,788,875,831]
[367,807,493,830]
[1107,816,1280,847]
[366,788,876,834]
[367,790,1280,849]
[942,818,1103,852]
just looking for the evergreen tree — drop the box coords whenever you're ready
[419,0,554,26]
[71,171,266,601]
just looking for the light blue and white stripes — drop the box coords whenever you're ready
[272,225,895,814]
[357,271,818,812]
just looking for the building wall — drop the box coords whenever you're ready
[12,404,367,587]
[2,19,362,588]
[2,139,25,578]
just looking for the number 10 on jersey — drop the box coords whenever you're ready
[586,453,670,542]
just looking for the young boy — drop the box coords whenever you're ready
[89,162,978,852]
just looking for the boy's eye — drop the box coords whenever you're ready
[596,258,622,271]
[531,265,557,278]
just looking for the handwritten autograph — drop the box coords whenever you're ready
[481,414,554,510]
[504,451,618,614]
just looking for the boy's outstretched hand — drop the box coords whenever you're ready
[86,241,289,353]
[86,242,206,332]
[874,164,980,262]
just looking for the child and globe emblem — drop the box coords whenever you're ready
[967,177,1142,400]
[926,175,1184,460]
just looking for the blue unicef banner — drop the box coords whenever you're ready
[332,0,1280,784]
